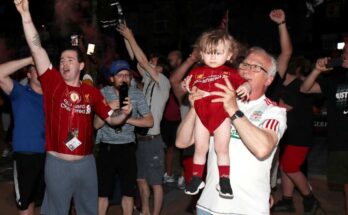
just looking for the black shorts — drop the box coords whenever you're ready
[97,143,137,197]
[160,119,180,147]
[13,152,45,210]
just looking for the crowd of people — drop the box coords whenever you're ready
[0,0,347,214]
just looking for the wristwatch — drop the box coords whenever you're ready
[230,110,244,122]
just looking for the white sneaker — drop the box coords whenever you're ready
[163,172,175,183]
[177,176,185,189]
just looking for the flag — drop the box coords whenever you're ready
[219,10,229,32]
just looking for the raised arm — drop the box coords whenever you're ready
[170,48,200,104]
[0,57,34,94]
[300,57,330,94]
[117,23,160,82]
[270,9,293,78]
[124,39,135,61]
[14,0,51,75]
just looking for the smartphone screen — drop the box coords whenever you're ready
[337,42,345,50]
[87,43,95,55]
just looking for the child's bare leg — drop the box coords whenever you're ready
[193,117,210,176]
[184,117,209,195]
[214,118,233,198]
[214,118,231,169]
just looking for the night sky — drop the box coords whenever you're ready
[0,0,347,62]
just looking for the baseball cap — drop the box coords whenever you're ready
[109,60,130,76]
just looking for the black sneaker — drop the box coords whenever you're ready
[303,196,319,215]
[272,198,296,212]
[216,177,233,199]
[184,176,205,195]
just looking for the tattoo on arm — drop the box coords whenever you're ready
[32,34,41,47]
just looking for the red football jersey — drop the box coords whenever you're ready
[188,65,246,133]
[39,67,111,155]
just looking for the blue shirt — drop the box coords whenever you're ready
[9,81,45,153]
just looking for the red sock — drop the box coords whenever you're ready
[218,165,230,178]
[192,163,205,178]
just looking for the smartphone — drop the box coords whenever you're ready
[337,42,345,50]
[119,82,128,108]
[326,57,343,68]
[87,43,95,55]
[71,35,79,46]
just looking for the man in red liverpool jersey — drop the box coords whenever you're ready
[14,0,132,214]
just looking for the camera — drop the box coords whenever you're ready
[119,82,128,108]
[111,1,125,25]
[326,57,343,68]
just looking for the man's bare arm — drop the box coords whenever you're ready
[14,0,51,75]
[0,57,33,94]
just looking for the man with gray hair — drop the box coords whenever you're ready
[176,47,287,214]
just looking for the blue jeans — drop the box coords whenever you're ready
[196,207,212,215]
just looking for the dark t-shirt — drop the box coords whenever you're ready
[319,68,348,151]
[280,78,313,146]
[266,72,282,102]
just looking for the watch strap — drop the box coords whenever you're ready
[230,110,244,122]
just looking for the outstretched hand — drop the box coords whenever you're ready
[211,78,239,117]
[182,75,192,93]
[188,47,201,63]
[269,9,285,24]
[315,57,333,73]
[14,0,29,14]
[117,23,134,41]
[187,86,209,107]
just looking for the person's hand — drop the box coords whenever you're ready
[108,100,120,110]
[211,77,239,117]
[187,47,201,63]
[315,57,332,73]
[236,83,251,101]
[269,9,285,24]
[188,86,208,107]
[121,97,132,115]
[14,0,29,15]
[181,75,192,93]
[117,23,134,41]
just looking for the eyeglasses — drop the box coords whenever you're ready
[239,62,268,74]
[115,74,131,79]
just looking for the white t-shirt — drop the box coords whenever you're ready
[142,72,170,135]
[197,95,287,215]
